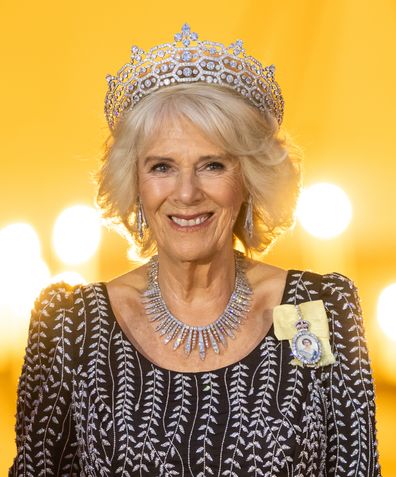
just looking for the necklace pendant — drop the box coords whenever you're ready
[173,328,186,350]
[198,329,206,360]
[163,323,179,344]
[184,328,194,355]
[215,324,227,347]
[208,328,220,354]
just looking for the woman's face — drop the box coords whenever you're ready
[137,117,245,262]
[302,339,312,349]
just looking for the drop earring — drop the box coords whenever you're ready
[244,194,253,239]
[137,196,147,239]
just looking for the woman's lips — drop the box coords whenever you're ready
[167,212,214,230]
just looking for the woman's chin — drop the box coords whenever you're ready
[158,245,224,263]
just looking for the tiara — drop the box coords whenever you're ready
[104,23,284,131]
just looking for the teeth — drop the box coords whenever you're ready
[171,214,210,227]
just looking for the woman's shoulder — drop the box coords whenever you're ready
[283,268,364,337]
[293,268,360,312]
[32,280,78,315]
[30,265,148,338]
[31,280,112,329]
[247,259,357,303]
[244,257,357,297]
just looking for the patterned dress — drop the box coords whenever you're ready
[9,269,381,476]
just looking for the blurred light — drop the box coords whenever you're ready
[0,223,50,313]
[53,205,102,265]
[49,271,87,286]
[377,283,396,341]
[0,222,41,266]
[296,182,353,239]
[0,255,50,316]
[127,241,150,264]
[0,254,50,358]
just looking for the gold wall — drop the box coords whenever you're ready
[1,0,395,474]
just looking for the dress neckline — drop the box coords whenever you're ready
[99,268,293,376]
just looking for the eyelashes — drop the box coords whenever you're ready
[149,161,225,174]
[205,161,225,171]
[149,162,171,173]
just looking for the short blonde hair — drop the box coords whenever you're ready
[94,83,303,259]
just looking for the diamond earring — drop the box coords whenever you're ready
[137,196,147,239]
[243,194,253,238]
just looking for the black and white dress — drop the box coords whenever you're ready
[9,269,381,476]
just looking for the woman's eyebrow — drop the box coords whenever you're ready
[143,154,229,166]
[143,156,174,166]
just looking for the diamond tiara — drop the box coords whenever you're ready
[104,23,285,131]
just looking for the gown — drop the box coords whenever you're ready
[8,268,382,476]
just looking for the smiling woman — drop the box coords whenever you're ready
[9,23,381,477]
[95,82,302,259]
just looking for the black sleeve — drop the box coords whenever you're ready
[8,282,81,476]
[321,272,381,476]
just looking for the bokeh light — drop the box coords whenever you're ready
[0,223,41,266]
[377,283,396,342]
[0,258,51,318]
[127,242,150,264]
[0,223,51,358]
[0,223,50,314]
[52,205,102,265]
[296,182,353,239]
[49,271,87,286]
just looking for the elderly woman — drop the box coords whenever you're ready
[9,24,381,476]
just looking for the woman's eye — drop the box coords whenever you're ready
[150,163,170,173]
[205,161,224,171]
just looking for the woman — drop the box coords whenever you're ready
[9,24,381,476]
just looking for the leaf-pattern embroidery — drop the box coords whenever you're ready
[114,330,137,475]
[245,337,277,477]
[160,372,193,476]
[9,273,381,476]
[196,372,221,477]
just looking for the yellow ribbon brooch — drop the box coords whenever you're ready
[273,299,336,368]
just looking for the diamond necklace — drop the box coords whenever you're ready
[140,249,253,361]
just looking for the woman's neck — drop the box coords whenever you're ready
[154,247,238,324]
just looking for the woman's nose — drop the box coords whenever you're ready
[173,169,204,204]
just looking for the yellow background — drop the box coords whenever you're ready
[1,0,395,474]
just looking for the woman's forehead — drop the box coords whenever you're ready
[139,115,226,156]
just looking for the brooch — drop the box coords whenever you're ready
[291,305,321,365]
[273,300,336,368]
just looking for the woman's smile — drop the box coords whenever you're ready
[167,211,215,231]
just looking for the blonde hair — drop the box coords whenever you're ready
[94,82,303,259]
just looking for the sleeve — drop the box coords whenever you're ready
[321,272,382,477]
[8,282,82,477]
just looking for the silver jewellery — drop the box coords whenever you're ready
[141,249,253,360]
[105,23,284,131]
[244,194,253,238]
[137,196,147,239]
[291,305,322,366]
